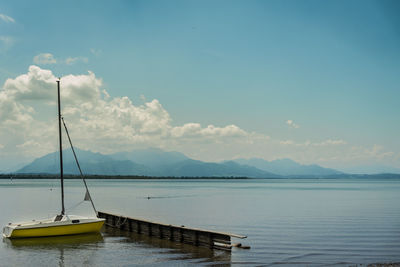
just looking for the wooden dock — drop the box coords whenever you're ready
[98,211,247,250]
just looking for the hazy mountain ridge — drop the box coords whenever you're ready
[156,159,278,178]
[339,164,400,175]
[111,148,189,168]
[16,148,277,178]
[17,148,151,175]
[14,147,397,177]
[233,158,342,176]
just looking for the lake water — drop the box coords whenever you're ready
[0,178,399,266]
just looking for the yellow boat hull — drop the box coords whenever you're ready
[9,220,104,238]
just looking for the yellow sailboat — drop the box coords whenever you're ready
[3,80,105,239]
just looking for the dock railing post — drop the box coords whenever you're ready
[100,211,247,250]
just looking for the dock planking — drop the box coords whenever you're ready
[98,211,247,250]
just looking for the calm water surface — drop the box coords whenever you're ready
[0,178,399,266]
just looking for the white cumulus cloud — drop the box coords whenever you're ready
[33,53,89,65]
[280,140,294,145]
[286,119,300,129]
[171,124,246,139]
[312,139,347,146]
[0,36,14,51]
[90,48,102,56]
[33,53,57,65]
[0,65,250,158]
[65,57,88,65]
[0,14,15,23]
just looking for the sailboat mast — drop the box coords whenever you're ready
[57,79,65,215]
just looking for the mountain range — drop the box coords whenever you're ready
[233,158,343,176]
[15,147,347,178]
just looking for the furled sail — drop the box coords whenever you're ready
[84,190,91,201]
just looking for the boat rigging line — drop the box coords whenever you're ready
[61,116,99,217]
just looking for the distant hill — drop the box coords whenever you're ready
[339,164,400,174]
[234,158,342,176]
[111,148,189,168]
[17,148,277,178]
[26,146,400,179]
[17,148,151,175]
[110,149,277,177]
[155,159,278,178]
[14,148,400,178]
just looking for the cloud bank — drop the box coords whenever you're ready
[33,53,88,66]
[0,66,398,170]
[0,66,249,158]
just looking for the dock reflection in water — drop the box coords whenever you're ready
[103,226,232,265]
[3,228,232,266]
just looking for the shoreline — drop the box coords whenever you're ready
[1,173,400,180]
[0,174,252,180]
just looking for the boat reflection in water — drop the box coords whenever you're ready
[4,232,104,248]
[4,227,232,266]
[4,233,104,266]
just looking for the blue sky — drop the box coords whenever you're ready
[1,0,399,172]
